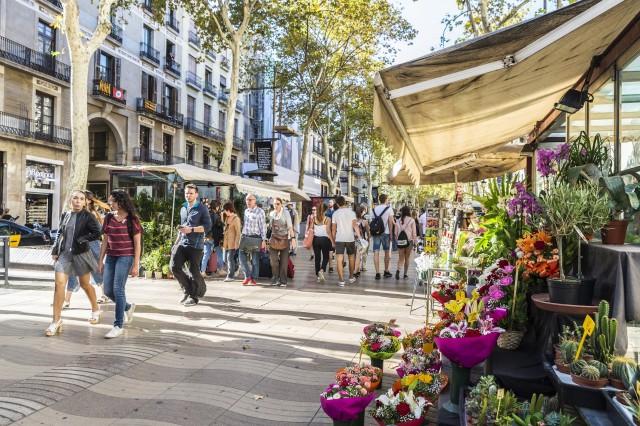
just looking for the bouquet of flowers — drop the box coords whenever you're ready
[336,364,382,393]
[401,322,447,352]
[320,378,376,422]
[392,372,448,403]
[430,278,461,305]
[515,230,559,279]
[361,321,402,360]
[370,389,430,426]
[414,253,436,280]
[396,347,442,377]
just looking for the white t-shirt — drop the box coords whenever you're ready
[332,207,357,242]
[373,204,394,235]
[419,212,427,231]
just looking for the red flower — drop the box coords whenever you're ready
[396,401,411,416]
[534,241,546,250]
[498,259,509,268]
[370,342,382,351]
[465,329,481,337]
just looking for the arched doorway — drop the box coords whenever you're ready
[86,117,125,200]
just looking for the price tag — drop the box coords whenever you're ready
[575,315,596,361]
[496,389,504,399]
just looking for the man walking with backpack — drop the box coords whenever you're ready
[170,184,212,307]
[370,194,395,280]
[330,196,361,287]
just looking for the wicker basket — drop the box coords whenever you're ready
[497,330,524,350]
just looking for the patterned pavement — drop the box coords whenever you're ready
[0,248,429,425]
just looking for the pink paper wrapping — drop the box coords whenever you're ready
[434,333,500,368]
[320,393,376,421]
[488,308,508,323]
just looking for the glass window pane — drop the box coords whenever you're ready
[620,53,640,171]
[568,105,586,140]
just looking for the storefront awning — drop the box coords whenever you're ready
[96,163,240,185]
[374,0,640,185]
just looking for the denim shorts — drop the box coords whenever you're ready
[372,234,390,252]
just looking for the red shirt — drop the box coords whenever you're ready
[102,214,142,257]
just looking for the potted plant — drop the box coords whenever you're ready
[391,372,447,405]
[335,365,383,394]
[361,321,402,379]
[140,252,155,279]
[539,182,596,305]
[600,173,640,244]
[464,375,519,425]
[162,263,171,279]
[560,131,612,184]
[611,357,637,390]
[506,393,576,425]
[588,300,618,365]
[570,359,609,388]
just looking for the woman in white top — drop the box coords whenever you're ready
[268,198,295,287]
[394,206,418,280]
[312,203,333,282]
[354,205,370,278]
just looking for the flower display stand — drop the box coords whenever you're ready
[332,410,365,426]
[370,358,384,386]
[442,363,470,414]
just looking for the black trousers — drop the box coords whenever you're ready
[170,245,205,299]
[312,236,332,275]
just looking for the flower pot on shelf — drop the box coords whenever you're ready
[547,277,593,305]
[610,378,626,390]
[570,373,609,388]
[556,363,570,374]
[497,330,524,350]
[144,270,153,279]
[333,411,365,426]
[601,220,629,245]
[153,271,162,280]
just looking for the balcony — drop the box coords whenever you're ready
[206,50,216,61]
[139,42,160,65]
[203,81,216,97]
[108,22,123,44]
[42,0,62,9]
[184,118,225,143]
[305,170,327,180]
[164,57,181,77]
[233,136,243,150]
[186,71,202,90]
[166,16,180,33]
[136,98,183,128]
[0,36,70,82]
[92,79,126,105]
[312,145,323,156]
[133,147,184,165]
[220,57,229,70]
[235,100,244,112]
[188,30,200,48]
[186,159,204,168]
[140,0,153,13]
[0,110,71,147]
[218,90,228,104]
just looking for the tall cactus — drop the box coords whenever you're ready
[589,300,618,364]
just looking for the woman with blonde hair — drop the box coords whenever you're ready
[64,191,110,307]
[268,197,295,287]
[47,190,102,336]
[312,203,333,282]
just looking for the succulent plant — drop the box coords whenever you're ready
[580,365,601,381]
[589,300,618,364]
[560,340,578,365]
[570,359,588,375]
[587,360,608,378]
[543,411,576,426]
[612,357,637,387]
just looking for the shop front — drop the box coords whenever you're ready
[24,158,61,228]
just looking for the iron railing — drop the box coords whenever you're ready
[92,79,126,104]
[136,98,183,127]
[0,36,70,82]
[133,147,183,165]
[203,81,216,97]
[0,110,71,147]
[218,90,228,103]
[166,16,180,33]
[186,71,202,90]
[235,100,244,112]
[220,57,229,70]
[108,22,123,43]
[164,57,181,76]
[139,42,160,65]
[233,136,243,149]
[43,0,62,9]
[188,30,200,47]
[184,117,225,143]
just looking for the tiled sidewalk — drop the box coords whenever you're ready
[0,248,428,425]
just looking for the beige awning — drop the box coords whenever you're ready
[96,163,240,185]
[374,0,640,184]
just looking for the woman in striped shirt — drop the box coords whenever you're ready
[98,190,142,339]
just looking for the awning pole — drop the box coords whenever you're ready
[170,183,177,238]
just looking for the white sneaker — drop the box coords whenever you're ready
[348,277,357,284]
[62,301,70,310]
[126,303,136,324]
[223,277,234,282]
[104,326,123,339]
[89,310,101,324]
[318,270,325,282]
[337,281,345,287]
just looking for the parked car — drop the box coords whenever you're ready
[0,220,50,246]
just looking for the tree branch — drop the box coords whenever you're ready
[85,0,118,53]
[497,0,532,28]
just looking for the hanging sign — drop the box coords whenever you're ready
[254,140,273,170]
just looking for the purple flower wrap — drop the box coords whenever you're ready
[489,308,508,323]
[434,333,500,368]
[320,392,376,421]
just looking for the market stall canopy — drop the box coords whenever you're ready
[235,178,290,200]
[96,163,240,185]
[374,0,640,185]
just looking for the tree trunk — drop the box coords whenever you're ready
[68,57,90,193]
[297,118,313,190]
[366,154,374,210]
[479,0,491,33]
[220,43,241,199]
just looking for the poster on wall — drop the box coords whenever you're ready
[254,140,273,170]
[25,161,55,190]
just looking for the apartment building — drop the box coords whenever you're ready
[0,0,250,228]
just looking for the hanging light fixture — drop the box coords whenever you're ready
[554,56,598,114]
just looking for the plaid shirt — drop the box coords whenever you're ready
[242,207,266,240]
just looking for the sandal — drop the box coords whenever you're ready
[89,311,101,324]
[97,295,109,304]
[45,320,63,336]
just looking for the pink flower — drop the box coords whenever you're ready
[392,329,402,337]
[502,265,514,274]
[370,342,382,351]
[488,286,505,300]
[499,276,513,286]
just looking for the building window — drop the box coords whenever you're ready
[234,118,238,137]
[187,95,196,120]
[204,103,212,127]
[163,134,173,163]
[163,83,178,116]
[205,68,213,86]
[186,143,195,162]
[95,50,119,84]
[141,72,157,102]
[140,126,151,150]
[90,131,108,161]
[34,92,54,136]
[166,40,177,66]
[188,55,197,75]
[220,75,227,91]
[219,110,226,130]
[37,20,56,54]
[231,155,237,173]
[203,146,210,167]
[620,53,640,171]
[143,25,154,48]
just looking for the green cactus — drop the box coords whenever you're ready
[612,356,637,387]
[570,359,588,375]
[589,300,618,364]
[587,360,608,378]
[580,365,601,381]
[560,340,578,365]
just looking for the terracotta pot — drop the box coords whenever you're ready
[601,220,629,245]
[610,378,626,390]
[556,363,570,374]
[571,373,609,388]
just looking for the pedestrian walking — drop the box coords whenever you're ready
[98,190,142,338]
[46,190,102,337]
[330,196,361,287]
[354,205,370,278]
[200,201,224,276]
[64,191,109,308]
[222,202,241,281]
[395,206,418,280]
[325,199,336,273]
[312,203,333,282]
[239,194,266,286]
[306,205,317,261]
[170,184,212,307]
[370,194,395,280]
[268,198,295,287]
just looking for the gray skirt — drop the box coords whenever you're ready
[54,249,98,277]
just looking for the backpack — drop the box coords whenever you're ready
[370,206,390,236]
[210,212,224,243]
[396,218,410,248]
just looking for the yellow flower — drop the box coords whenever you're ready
[471,289,480,300]
[417,373,433,384]
[455,290,467,302]
[401,374,418,387]
[445,299,465,313]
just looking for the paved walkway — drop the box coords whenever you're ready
[0,248,429,425]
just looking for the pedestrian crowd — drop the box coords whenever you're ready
[44,186,424,339]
